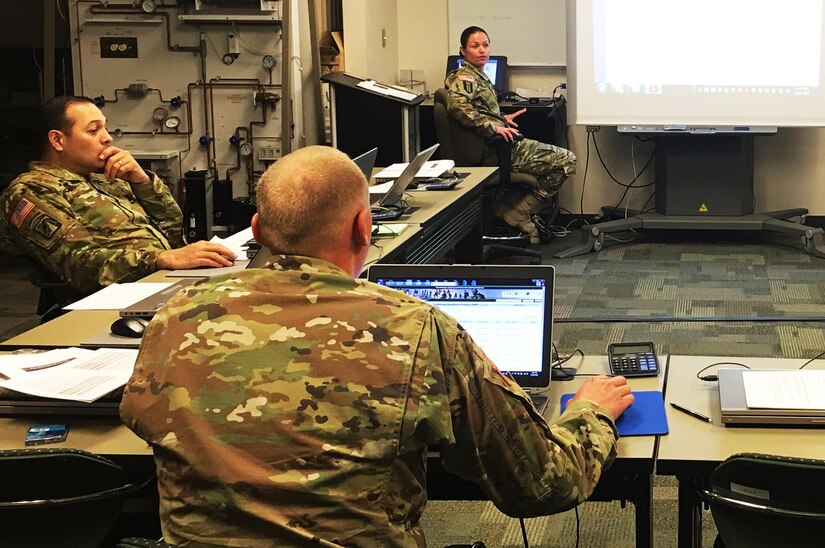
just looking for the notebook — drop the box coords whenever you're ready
[119,279,197,318]
[368,264,554,412]
[370,144,439,221]
[718,368,825,427]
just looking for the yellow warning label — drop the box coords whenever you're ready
[698,203,709,213]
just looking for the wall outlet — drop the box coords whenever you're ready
[258,147,279,161]
[586,125,601,133]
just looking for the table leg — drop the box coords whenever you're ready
[677,475,703,548]
[633,475,653,548]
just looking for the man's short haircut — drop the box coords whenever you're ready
[256,146,369,255]
[40,95,96,151]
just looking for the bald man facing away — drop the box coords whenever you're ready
[121,145,633,547]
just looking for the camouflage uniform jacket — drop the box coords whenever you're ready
[0,161,183,295]
[444,62,506,140]
[120,256,619,548]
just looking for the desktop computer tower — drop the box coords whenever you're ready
[655,135,754,216]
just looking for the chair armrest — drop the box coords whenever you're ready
[699,488,825,520]
[489,133,523,186]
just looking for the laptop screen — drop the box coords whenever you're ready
[368,264,554,389]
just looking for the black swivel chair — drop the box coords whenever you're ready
[698,453,825,548]
[0,448,141,548]
[432,88,545,263]
[31,265,79,323]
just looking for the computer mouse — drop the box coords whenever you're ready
[110,317,149,338]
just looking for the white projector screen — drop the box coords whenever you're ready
[566,0,825,131]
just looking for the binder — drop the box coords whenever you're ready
[560,390,669,436]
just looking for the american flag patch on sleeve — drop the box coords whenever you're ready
[10,198,35,228]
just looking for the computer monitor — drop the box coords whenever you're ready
[367,264,554,391]
[446,55,509,94]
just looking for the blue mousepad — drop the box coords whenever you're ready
[560,390,669,436]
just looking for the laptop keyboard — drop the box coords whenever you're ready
[530,393,549,414]
[371,206,406,221]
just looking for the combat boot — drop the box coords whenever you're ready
[497,192,545,242]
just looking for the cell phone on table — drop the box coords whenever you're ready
[25,424,69,446]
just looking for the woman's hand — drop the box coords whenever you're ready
[494,125,522,142]
[503,108,526,128]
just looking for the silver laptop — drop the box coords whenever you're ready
[368,264,554,412]
[353,147,378,180]
[718,368,825,426]
[371,144,439,215]
[119,279,197,318]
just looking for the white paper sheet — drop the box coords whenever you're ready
[0,348,138,402]
[356,80,418,101]
[210,226,254,257]
[0,348,96,380]
[64,283,174,310]
[369,181,394,195]
[742,370,825,410]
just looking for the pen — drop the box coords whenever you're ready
[22,357,76,372]
[670,403,712,423]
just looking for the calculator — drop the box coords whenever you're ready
[608,342,660,377]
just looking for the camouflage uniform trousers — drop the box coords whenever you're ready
[490,138,577,237]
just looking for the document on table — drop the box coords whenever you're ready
[209,226,254,257]
[65,282,174,310]
[0,348,138,402]
[743,370,825,410]
[369,181,394,196]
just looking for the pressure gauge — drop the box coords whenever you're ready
[164,116,181,130]
[141,0,157,14]
[152,107,168,122]
[239,142,254,157]
[262,55,277,70]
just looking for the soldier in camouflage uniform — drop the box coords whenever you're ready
[0,95,236,296]
[445,26,576,242]
[121,146,633,547]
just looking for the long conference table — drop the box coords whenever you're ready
[5,163,824,547]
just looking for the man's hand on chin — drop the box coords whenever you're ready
[99,146,150,184]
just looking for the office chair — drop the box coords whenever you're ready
[432,88,546,263]
[698,453,825,548]
[30,265,78,323]
[0,448,139,548]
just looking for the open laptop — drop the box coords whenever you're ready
[367,264,554,412]
[718,368,825,427]
[371,144,439,221]
[353,147,378,180]
[119,279,197,318]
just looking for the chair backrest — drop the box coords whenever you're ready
[700,453,825,548]
[0,448,137,548]
[433,88,487,166]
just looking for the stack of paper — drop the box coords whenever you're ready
[374,160,455,182]
[356,79,419,101]
[742,370,825,409]
[0,348,138,403]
